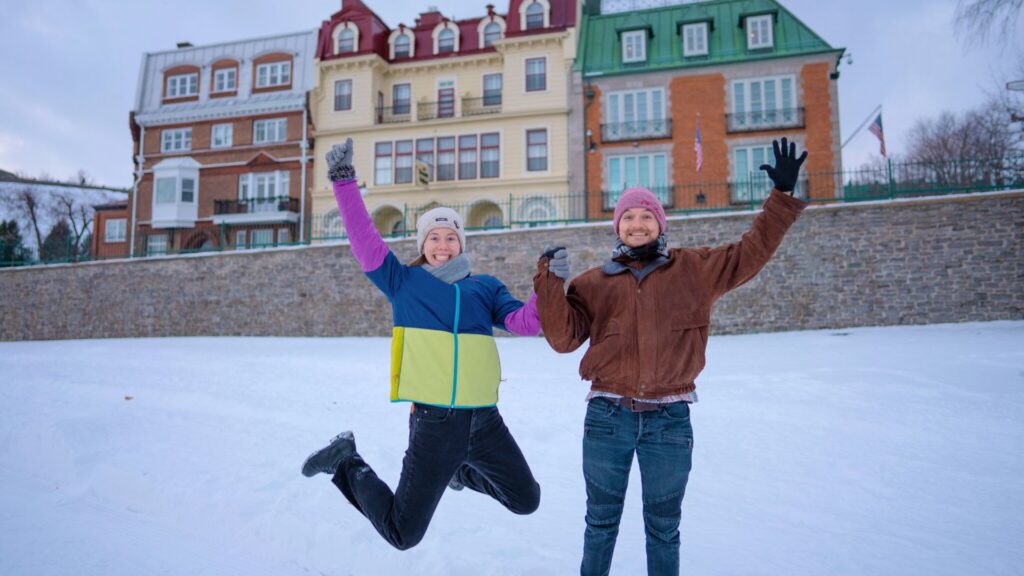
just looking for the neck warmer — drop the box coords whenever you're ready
[422,254,472,284]
[611,234,669,262]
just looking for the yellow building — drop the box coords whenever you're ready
[310,0,581,238]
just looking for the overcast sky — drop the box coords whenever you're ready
[0,0,1020,187]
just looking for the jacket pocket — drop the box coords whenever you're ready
[580,326,623,381]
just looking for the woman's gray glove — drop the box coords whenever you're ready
[327,137,356,182]
[759,137,808,194]
[542,245,570,280]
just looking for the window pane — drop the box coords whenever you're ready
[416,139,434,180]
[181,178,195,203]
[156,178,176,203]
[459,135,477,179]
[437,137,456,181]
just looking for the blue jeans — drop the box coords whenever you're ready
[580,397,694,576]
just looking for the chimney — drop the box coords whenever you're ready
[176,41,193,49]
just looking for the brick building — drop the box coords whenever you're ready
[128,30,318,256]
[572,0,845,218]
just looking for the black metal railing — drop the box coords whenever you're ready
[601,185,676,210]
[601,119,673,142]
[418,100,456,121]
[727,107,805,133]
[375,105,412,124]
[213,196,299,215]
[462,96,502,116]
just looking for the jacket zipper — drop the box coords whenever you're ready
[449,283,461,407]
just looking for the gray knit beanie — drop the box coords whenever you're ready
[416,207,466,254]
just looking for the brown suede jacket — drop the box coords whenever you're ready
[534,189,806,399]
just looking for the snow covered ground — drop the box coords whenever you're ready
[1,321,1022,576]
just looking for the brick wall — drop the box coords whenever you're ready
[1,191,1021,341]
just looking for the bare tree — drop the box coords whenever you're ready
[0,185,46,255]
[49,190,94,253]
[956,0,1023,48]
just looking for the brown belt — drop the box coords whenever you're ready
[605,396,663,412]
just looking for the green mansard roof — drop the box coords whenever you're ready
[578,0,843,77]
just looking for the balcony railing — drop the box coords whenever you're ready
[601,119,673,142]
[462,95,502,116]
[418,100,456,121]
[375,105,412,124]
[727,107,805,133]
[214,196,299,215]
[601,185,675,210]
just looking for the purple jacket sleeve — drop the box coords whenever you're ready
[502,293,541,336]
[333,179,388,272]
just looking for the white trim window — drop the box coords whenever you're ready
[338,28,356,53]
[146,234,168,256]
[733,144,805,201]
[483,22,502,47]
[394,32,411,58]
[251,229,273,246]
[525,58,546,92]
[213,68,237,93]
[524,1,547,30]
[605,88,666,140]
[334,79,353,111]
[731,76,797,129]
[746,15,774,49]
[211,123,233,148]
[155,177,176,204]
[682,23,708,57]
[253,118,287,144]
[181,178,195,203]
[526,129,548,172]
[375,142,394,186]
[255,61,291,88]
[161,128,192,153]
[104,218,126,243]
[166,73,198,98]
[438,28,456,54]
[606,153,669,209]
[622,30,647,63]
[238,171,291,211]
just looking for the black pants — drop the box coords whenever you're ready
[331,404,541,550]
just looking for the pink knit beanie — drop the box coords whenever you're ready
[613,187,667,235]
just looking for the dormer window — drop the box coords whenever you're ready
[526,2,545,30]
[484,22,501,47]
[746,14,773,49]
[395,33,411,57]
[166,73,198,98]
[622,30,647,63]
[438,28,455,53]
[682,23,708,57]
[338,28,356,53]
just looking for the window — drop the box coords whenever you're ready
[526,58,546,92]
[437,137,456,181]
[731,76,796,129]
[481,133,500,178]
[213,68,237,92]
[338,29,356,53]
[239,171,290,209]
[278,227,290,244]
[606,154,669,209]
[483,73,502,106]
[181,178,195,203]
[212,124,233,148]
[395,140,413,184]
[147,234,168,256]
[605,88,666,140]
[394,33,411,58]
[682,23,708,57]
[253,118,287,144]
[255,61,291,88]
[104,218,126,243]
[393,84,411,115]
[526,129,547,172]
[622,30,647,63]
[235,230,247,248]
[252,229,273,246]
[746,15,773,49]
[438,29,455,53]
[166,73,198,98]
[438,82,455,118]
[526,2,545,30]
[459,135,478,180]
[334,79,353,111]
[734,145,775,201]
[375,142,393,185]
[416,139,435,181]
[483,22,501,47]
[161,128,192,153]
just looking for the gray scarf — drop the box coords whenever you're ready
[422,254,472,284]
[611,234,669,261]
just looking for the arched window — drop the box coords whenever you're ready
[338,29,356,53]
[483,22,502,47]
[394,33,411,58]
[526,2,545,30]
[438,29,455,53]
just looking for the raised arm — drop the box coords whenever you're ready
[328,139,388,273]
[533,247,591,353]
[502,293,541,336]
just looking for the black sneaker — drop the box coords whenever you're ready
[301,431,356,477]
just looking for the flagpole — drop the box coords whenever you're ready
[841,104,883,149]
[696,112,704,206]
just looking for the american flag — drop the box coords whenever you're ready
[694,123,703,173]
[868,112,887,158]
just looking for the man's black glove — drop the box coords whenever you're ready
[327,137,356,182]
[541,245,569,280]
[759,137,808,194]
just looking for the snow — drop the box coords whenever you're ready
[1,321,1022,575]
